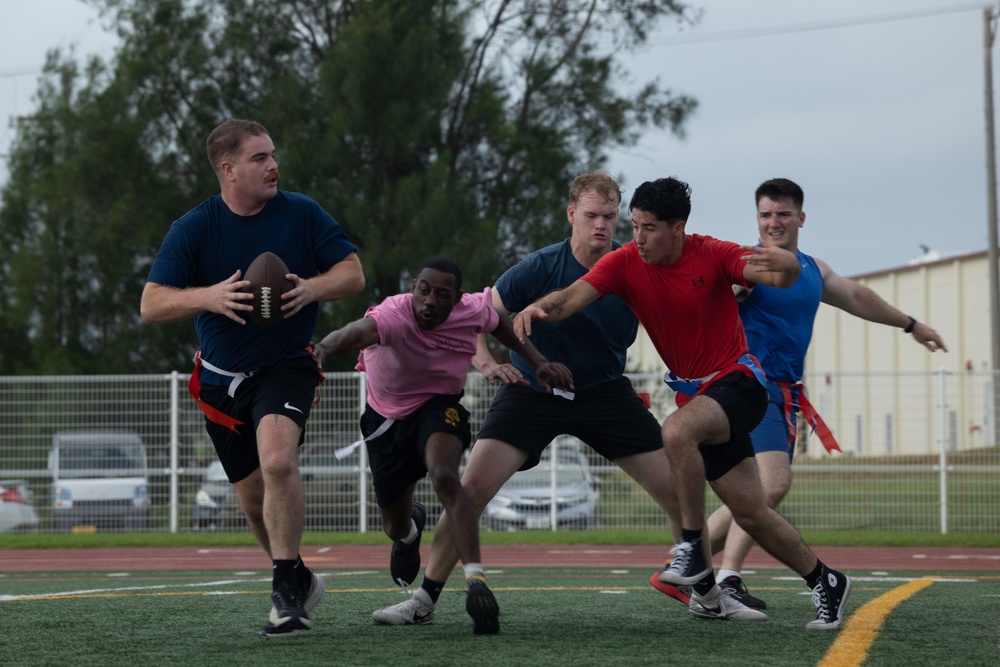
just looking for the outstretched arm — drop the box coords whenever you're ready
[470,289,527,386]
[489,315,573,393]
[739,242,801,288]
[512,279,601,342]
[312,316,381,367]
[817,259,947,353]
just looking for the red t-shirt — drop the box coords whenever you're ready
[582,235,751,384]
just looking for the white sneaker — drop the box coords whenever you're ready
[372,591,436,626]
[689,587,768,621]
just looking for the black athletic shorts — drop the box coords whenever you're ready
[362,394,471,507]
[201,356,320,483]
[695,371,769,481]
[476,377,664,471]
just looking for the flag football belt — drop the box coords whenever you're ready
[777,380,841,454]
[187,351,252,433]
[187,350,327,435]
[663,353,767,396]
[333,416,397,461]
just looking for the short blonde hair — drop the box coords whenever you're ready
[569,170,623,206]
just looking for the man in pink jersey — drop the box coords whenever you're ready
[514,177,853,631]
[313,257,572,628]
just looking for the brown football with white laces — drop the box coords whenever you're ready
[244,252,293,329]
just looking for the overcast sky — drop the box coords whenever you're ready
[1,0,996,276]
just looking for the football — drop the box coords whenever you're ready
[243,251,293,329]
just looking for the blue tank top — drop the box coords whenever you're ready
[739,250,823,383]
[495,240,638,392]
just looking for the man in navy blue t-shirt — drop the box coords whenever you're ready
[141,118,364,637]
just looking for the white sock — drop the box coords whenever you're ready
[400,518,419,544]
[463,563,485,581]
[413,587,433,605]
[717,569,740,581]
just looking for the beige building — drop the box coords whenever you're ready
[627,250,998,456]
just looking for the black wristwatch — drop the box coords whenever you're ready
[903,316,917,334]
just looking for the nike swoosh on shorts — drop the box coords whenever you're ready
[284,402,304,414]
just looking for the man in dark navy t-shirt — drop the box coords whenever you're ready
[141,118,364,637]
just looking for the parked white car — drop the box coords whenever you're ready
[49,431,150,532]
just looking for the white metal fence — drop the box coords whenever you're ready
[0,370,997,535]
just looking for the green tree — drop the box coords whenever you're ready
[0,0,698,374]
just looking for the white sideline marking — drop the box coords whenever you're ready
[0,578,255,602]
[546,549,634,555]
[912,553,1000,561]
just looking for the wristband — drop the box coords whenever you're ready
[903,316,917,334]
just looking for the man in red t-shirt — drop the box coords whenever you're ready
[514,177,853,631]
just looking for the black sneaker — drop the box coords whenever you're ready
[719,575,767,610]
[466,578,500,635]
[390,502,427,587]
[657,541,712,586]
[807,568,852,630]
[260,580,312,638]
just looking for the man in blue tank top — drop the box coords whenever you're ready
[141,119,365,637]
[667,178,947,609]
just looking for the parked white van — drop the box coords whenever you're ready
[48,431,150,532]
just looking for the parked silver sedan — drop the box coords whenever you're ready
[483,448,599,531]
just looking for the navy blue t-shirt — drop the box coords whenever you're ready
[495,239,638,392]
[146,190,357,383]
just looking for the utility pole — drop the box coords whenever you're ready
[985,6,1000,447]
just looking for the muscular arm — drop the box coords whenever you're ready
[140,271,253,324]
[312,316,381,367]
[817,258,948,352]
[512,279,601,342]
[471,288,528,385]
[281,252,365,318]
[471,289,509,373]
[489,314,573,392]
[739,243,801,288]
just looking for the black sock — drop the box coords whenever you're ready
[693,573,717,596]
[804,561,824,589]
[681,529,703,544]
[294,555,312,590]
[272,559,296,591]
[420,577,446,604]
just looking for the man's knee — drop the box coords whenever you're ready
[428,464,462,501]
[456,469,498,512]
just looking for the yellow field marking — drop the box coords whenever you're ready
[819,577,935,667]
